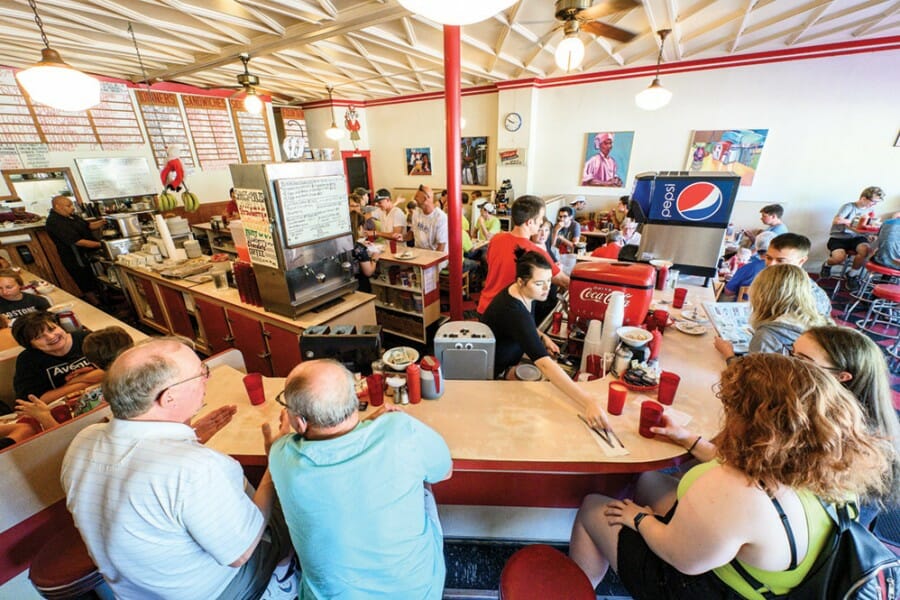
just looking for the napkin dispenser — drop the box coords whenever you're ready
[569,262,655,325]
[300,325,382,375]
[433,321,495,380]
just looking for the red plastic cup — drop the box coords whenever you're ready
[389,239,398,254]
[366,230,376,243]
[653,309,670,330]
[243,372,266,406]
[607,382,627,415]
[657,371,681,405]
[366,374,384,407]
[586,354,602,377]
[639,400,664,438]
[672,287,688,309]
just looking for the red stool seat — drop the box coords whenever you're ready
[29,523,105,599]
[499,544,595,599]
[867,262,900,278]
[874,284,900,303]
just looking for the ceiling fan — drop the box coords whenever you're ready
[549,0,640,71]
[223,53,276,114]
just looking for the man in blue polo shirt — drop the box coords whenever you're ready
[723,231,775,301]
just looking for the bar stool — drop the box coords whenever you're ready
[828,251,857,299]
[856,284,900,342]
[29,523,112,599]
[499,544,595,600]
[843,262,900,320]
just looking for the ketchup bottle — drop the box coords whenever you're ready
[655,264,669,291]
[406,364,421,404]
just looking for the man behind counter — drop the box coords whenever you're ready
[45,195,104,304]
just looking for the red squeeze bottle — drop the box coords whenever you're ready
[406,364,421,404]
[655,264,669,291]
[648,330,663,361]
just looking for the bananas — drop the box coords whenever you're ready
[156,192,178,212]
[181,191,200,212]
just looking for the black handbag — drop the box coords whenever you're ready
[731,497,900,599]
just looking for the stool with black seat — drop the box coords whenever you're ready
[843,262,900,320]
[29,521,112,599]
[499,544,595,600]
[856,283,900,342]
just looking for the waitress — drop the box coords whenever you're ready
[480,249,609,427]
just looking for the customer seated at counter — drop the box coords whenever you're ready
[62,338,292,600]
[721,231,775,300]
[765,233,832,315]
[569,353,890,598]
[590,230,624,259]
[12,311,102,402]
[267,359,452,599]
[0,268,50,321]
[480,249,609,427]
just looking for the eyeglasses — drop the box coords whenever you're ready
[275,390,289,409]
[782,345,842,372]
[156,363,210,401]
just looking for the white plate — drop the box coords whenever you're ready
[48,302,75,313]
[382,346,420,370]
[393,252,417,261]
[680,308,707,322]
[675,321,708,336]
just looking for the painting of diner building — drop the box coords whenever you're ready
[685,129,769,186]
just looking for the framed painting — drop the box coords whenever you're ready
[685,129,769,186]
[581,131,634,188]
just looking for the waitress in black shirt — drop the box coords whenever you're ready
[480,249,609,427]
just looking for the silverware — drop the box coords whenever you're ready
[577,414,613,448]
[606,426,625,449]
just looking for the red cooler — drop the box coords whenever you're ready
[569,262,655,325]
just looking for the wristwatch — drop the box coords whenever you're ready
[633,512,650,531]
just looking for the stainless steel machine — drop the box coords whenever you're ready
[229,161,357,318]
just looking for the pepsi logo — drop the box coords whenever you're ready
[676,182,723,221]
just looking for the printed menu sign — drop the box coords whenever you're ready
[31,103,97,149]
[275,175,350,247]
[182,95,239,170]
[230,98,274,163]
[135,90,195,170]
[234,188,278,269]
[90,82,144,149]
[0,68,42,144]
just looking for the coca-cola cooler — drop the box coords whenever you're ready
[631,171,741,279]
[569,262,655,325]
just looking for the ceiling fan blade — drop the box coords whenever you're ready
[577,0,640,22]
[581,20,637,42]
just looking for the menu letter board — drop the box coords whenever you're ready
[31,104,97,149]
[0,68,42,144]
[234,188,279,269]
[135,90,195,170]
[230,98,274,163]
[90,82,144,149]
[275,176,350,247]
[182,95,239,170]
[75,157,159,201]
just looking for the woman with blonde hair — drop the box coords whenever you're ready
[569,354,889,598]
[715,263,832,360]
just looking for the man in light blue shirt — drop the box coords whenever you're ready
[268,359,452,600]
[723,231,775,300]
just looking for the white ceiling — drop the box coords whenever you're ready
[0,0,897,105]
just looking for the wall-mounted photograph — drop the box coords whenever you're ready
[685,129,769,186]
[581,131,634,188]
[405,147,432,176]
[461,136,488,185]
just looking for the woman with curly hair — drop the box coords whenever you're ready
[569,353,890,599]
[715,263,832,361]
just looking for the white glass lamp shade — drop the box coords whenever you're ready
[243,92,263,114]
[16,48,100,112]
[555,35,585,72]
[325,123,345,140]
[635,78,672,110]
[398,0,517,25]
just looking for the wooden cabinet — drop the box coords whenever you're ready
[226,309,273,376]
[128,273,168,333]
[261,322,302,377]
[370,249,446,343]
[195,298,233,355]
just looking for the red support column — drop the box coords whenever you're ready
[444,25,463,321]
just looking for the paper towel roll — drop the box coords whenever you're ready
[154,215,178,260]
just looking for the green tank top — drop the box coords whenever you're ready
[676,461,834,600]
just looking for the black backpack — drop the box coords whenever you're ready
[732,498,900,599]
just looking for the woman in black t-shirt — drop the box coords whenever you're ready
[480,249,609,427]
[0,269,50,322]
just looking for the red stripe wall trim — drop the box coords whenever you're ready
[0,499,72,585]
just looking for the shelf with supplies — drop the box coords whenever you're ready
[191,222,237,256]
[369,278,422,294]
[372,248,446,343]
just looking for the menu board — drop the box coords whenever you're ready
[135,90,195,170]
[31,103,96,149]
[0,68,42,144]
[234,187,278,269]
[89,82,144,149]
[275,175,350,247]
[75,156,159,201]
[230,98,274,163]
[182,95,239,170]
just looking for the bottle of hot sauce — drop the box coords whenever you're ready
[406,364,421,404]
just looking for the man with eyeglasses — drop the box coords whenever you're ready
[266,359,452,599]
[62,339,292,600]
[822,185,883,279]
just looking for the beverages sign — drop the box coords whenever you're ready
[643,174,739,227]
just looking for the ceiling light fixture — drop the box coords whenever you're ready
[16,0,100,112]
[397,0,517,25]
[555,21,584,72]
[243,89,263,115]
[635,29,673,111]
[324,85,345,141]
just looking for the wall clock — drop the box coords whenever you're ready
[504,112,523,132]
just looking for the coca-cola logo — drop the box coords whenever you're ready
[578,288,631,306]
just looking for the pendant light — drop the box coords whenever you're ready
[324,85,345,141]
[635,29,672,111]
[243,89,263,115]
[397,0,517,25]
[15,0,100,112]
[555,21,585,72]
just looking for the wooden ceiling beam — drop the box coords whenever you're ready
[785,1,833,45]
[730,0,759,54]
[852,1,900,36]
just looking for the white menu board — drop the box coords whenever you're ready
[275,175,350,248]
[75,156,159,200]
[234,187,278,269]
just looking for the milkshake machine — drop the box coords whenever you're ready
[229,161,357,318]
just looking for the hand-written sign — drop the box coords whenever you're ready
[234,187,279,269]
[275,176,350,248]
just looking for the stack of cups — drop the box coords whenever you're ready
[580,319,604,376]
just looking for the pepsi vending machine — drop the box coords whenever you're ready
[631,171,741,280]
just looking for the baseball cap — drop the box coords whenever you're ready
[353,187,370,197]
[482,203,496,214]
[374,188,391,202]
[570,195,586,205]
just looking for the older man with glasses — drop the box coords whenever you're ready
[62,338,293,600]
[267,359,452,600]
